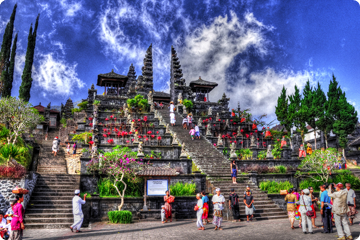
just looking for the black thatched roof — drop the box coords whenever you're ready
[153,91,170,98]
[349,136,360,146]
[97,69,128,86]
[136,167,177,177]
[189,77,218,88]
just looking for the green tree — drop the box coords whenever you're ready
[2,33,18,98]
[289,85,308,144]
[312,82,330,148]
[333,92,358,158]
[0,4,17,97]
[19,14,40,102]
[275,86,294,148]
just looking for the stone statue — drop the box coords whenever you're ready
[179,143,187,158]
[225,119,229,128]
[91,143,98,158]
[124,108,129,118]
[299,144,306,158]
[266,145,273,158]
[91,84,95,90]
[237,126,241,137]
[172,133,179,145]
[130,121,135,133]
[216,112,220,121]
[208,107,213,116]
[159,115,165,126]
[147,91,153,104]
[206,123,212,136]
[217,134,223,146]
[165,124,170,134]
[150,104,155,112]
[123,103,127,110]
[133,130,139,143]
[250,135,256,148]
[127,114,131,124]
[178,92,183,104]
[137,142,145,157]
[230,142,237,159]
[197,117,202,127]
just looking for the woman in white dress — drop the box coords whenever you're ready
[170,112,176,126]
[195,193,205,230]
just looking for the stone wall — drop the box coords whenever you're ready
[0,172,38,213]
[236,159,301,168]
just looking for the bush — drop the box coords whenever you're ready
[259,180,293,194]
[183,99,193,110]
[108,210,132,224]
[93,100,100,106]
[60,118,67,127]
[170,182,196,196]
[275,165,287,174]
[0,163,26,178]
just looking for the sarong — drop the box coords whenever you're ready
[202,202,209,219]
[196,209,204,227]
[213,210,223,227]
[10,230,23,240]
[71,213,84,231]
[347,205,358,219]
[288,211,295,221]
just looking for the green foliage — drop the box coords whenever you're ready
[243,148,253,160]
[80,192,91,198]
[289,85,308,143]
[93,100,100,106]
[271,141,283,159]
[296,148,341,183]
[71,132,93,143]
[299,170,360,191]
[169,182,196,196]
[60,118,67,127]
[222,147,228,156]
[127,95,149,111]
[183,99,193,110]
[275,86,293,136]
[0,143,30,168]
[97,177,143,197]
[2,33,17,98]
[108,210,132,224]
[77,101,88,109]
[19,14,39,102]
[192,161,200,172]
[259,180,293,194]
[104,145,137,159]
[274,165,287,173]
[257,150,266,160]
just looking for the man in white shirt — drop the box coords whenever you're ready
[345,183,357,225]
[194,124,200,139]
[211,188,225,230]
[70,190,87,233]
[0,211,10,239]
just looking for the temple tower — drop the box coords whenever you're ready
[137,44,154,96]
[170,46,186,104]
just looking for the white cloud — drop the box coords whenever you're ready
[0,0,4,5]
[32,53,85,96]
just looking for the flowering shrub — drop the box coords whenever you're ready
[0,163,26,178]
[88,117,93,121]
[105,118,109,121]
[89,141,94,145]
[107,139,114,144]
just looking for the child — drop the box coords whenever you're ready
[182,117,188,129]
[189,127,195,141]
[194,124,200,139]
[170,112,176,126]
[66,142,71,155]
[161,205,166,224]
[187,114,192,128]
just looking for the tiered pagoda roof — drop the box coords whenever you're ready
[189,77,218,91]
[97,69,128,87]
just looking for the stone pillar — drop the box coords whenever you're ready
[248,172,258,186]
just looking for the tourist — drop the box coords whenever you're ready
[187,113,192,128]
[10,194,25,240]
[345,183,357,225]
[72,142,77,157]
[285,188,297,229]
[201,191,210,224]
[70,190,87,233]
[164,190,175,223]
[66,142,71,156]
[244,186,252,197]
[244,190,254,222]
[308,187,319,228]
[320,184,333,233]
[195,193,205,230]
[161,205,166,224]
[170,112,176,126]
[52,137,59,157]
[189,127,195,141]
[0,211,10,240]
[160,102,163,109]
[293,187,302,228]
[328,183,352,240]
[212,188,225,230]
[297,189,313,234]
[230,160,238,184]
[229,188,240,222]
[169,101,174,113]
[194,124,200,139]
[182,117,188,129]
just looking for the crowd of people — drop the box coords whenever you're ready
[0,194,25,240]
[52,137,78,158]
[284,183,357,239]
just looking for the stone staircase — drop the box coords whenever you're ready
[25,128,80,229]
[157,108,287,221]
[349,168,360,179]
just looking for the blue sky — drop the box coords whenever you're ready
[0,0,359,119]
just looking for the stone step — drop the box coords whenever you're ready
[25,222,75,229]
[34,185,77,189]
[36,181,80,185]
[25,213,74,219]
[25,217,74,224]
[31,196,73,200]
[26,208,73,214]
[33,189,77,193]
[27,204,73,208]
[30,200,73,204]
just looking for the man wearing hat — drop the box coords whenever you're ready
[228,188,240,222]
[52,137,60,157]
[328,183,353,240]
[212,188,225,230]
[70,190,87,233]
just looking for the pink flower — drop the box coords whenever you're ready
[105,118,109,121]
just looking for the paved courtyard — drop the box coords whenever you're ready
[24,218,360,240]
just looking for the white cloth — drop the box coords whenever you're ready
[301,214,313,233]
[346,189,356,205]
[161,209,166,222]
[71,213,84,231]
[194,126,199,132]
[196,199,204,227]
[170,113,176,124]
[298,195,312,214]
[5,207,13,221]
[170,104,174,113]
[245,206,253,215]
[334,213,351,238]
[0,218,8,230]
[72,195,86,215]
[212,194,225,210]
